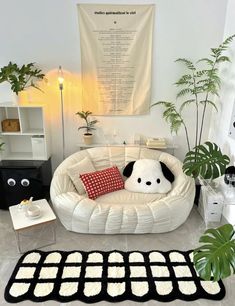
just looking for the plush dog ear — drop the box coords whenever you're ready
[224,166,235,186]
[123,161,135,177]
[160,162,175,183]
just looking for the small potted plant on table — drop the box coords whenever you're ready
[76,110,98,145]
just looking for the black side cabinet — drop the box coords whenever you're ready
[0,159,52,210]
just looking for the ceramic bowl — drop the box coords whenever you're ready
[26,205,41,218]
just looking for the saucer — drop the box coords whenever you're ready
[26,212,41,219]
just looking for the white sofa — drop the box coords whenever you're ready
[50,146,195,234]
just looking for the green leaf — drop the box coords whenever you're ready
[78,125,89,131]
[197,58,214,66]
[151,101,171,108]
[200,100,218,111]
[175,74,193,86]
[151,101,183,134]
[179,99,195,112]
[90,120,98,125]
[182,141,230,179]
[216,56,231,63]
[175,58,196,71]
[195,70,210,78]
[176,88,193,99]
[76,111,92,119]
[210,35,235,59]
[194,224,235,281]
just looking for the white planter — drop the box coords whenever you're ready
[83,134,93,145]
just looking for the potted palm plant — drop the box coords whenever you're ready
[151,35,235,181]
[76,110,98,145]
[152,36,235,283]
[0,61,45,103]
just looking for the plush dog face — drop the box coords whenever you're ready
[123,159,174,194]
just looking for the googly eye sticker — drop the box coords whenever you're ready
[7,178,16,186]
[21,179,30,187]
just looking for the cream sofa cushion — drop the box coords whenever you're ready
[67,156,95,194]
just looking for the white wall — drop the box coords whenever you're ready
[0,0,228,170]
[208,0,235,224]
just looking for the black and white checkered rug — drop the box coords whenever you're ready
[5,250,225,303]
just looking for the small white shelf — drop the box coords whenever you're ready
[21,129,44,135]
[1,129,44,136]
[0,105,50,160]
[3,152,34,160]
[1,132,22,136]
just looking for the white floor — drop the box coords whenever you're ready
[0,206,235,306]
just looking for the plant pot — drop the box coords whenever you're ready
[83,133,93,145]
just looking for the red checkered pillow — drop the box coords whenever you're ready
[80,166,124,200]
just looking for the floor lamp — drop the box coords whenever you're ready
[58,66,65,160]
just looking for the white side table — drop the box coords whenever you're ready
[9,199,57,253]
[198,185,224,227]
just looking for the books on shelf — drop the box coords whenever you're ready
[146,138,167,148]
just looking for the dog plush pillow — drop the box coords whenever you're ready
[123,159,175,194]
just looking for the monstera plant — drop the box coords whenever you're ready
[194,224,235,281]
[183,142,230,180]
[152,35,235,180]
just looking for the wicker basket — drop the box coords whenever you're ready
[1,119,20,132]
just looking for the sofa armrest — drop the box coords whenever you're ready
[52,191,85,230]
[50,173,77,201]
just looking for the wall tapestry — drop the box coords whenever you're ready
[77,4,154,115]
